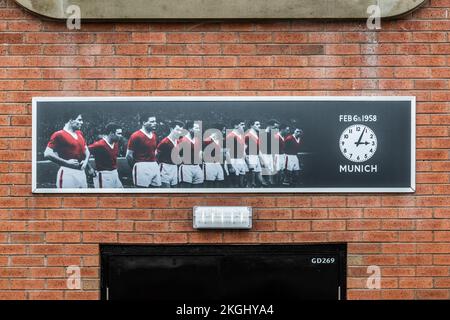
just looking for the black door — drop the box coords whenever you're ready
[101,244,346,301]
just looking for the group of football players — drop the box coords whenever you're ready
[44,112,304,189]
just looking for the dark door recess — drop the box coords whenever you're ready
[101,244,346,301]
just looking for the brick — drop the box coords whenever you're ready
[10,233,43,243]
[292,232,328,242]
[63,198,97,208]
[418,243,450,253]
[312,220,345,231]
[83,232,117,243]
[80,209,115,220]
[204,33,238,43]
[189,232,223,243]
[362,231,398,242]
[347,290,381,300]
[65,291,99,300]
[98,197,133,208]
[97,221,133,232]
[47,256,82,266]
[312,196,346,208]
[117,209,149,220]
[11,279,45,290]
[10,256,44,267]
[328,231,361,242]
[347,220,380,230]
[241,32,273,43]
[0,268,28,278]
[239,79,273,90]
[135,221,169,232]
[0,244,26,255]
[381,290,415,300]
[399,231,433,242]
[292,209,327,219]
[398,208,433,219]
[416,266,449,276]
[400,255,433,266]
[0,291,26,300]
[435,209,450,218]
[152,209,190,220]
[382,197,415,207]
[329,208,363,219]
[276,221,311,231]
[153,233,188,243]
[259,233,291,243]
[116,44,148,55]
[382,244,417,254]
[118,233,153,243]
[416,290,449,300]
[239,56,272,67]
[46,210,81,220]
[29,292,64,300]
[28,221,62,232]
[29,245,65,255]
[46,232,81,243]
[46,279,68,290]
[64,245,98,255]
[274,80,308,90]
[30,267,65,278]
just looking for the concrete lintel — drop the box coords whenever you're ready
[13,0,426,20]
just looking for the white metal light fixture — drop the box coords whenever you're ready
[193,206,252,229]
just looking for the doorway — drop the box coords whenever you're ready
[101,244,346,300]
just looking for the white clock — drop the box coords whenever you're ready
[339,124,377,163]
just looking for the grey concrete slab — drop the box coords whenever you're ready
[14,0,426,20]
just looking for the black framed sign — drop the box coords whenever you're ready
[32,96,415,193]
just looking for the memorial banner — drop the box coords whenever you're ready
[32,96,415,193]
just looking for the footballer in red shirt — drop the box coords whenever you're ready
[157,121,185,188]
[274,123,291,186]
[88,123,123,189]
[225,121,247,188]
[177,121,204,187]
[284,128,303,186]
[126,115,161,188]
[203,130,225,187]
[259,119,281,185]
[245,120,266,188]
[44,113,90,189]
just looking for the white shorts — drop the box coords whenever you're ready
[160,163,178,186]
[274,154,286,171]
[229,158,247,176]
[204,163,224,181]
[56,166,87,189]
[286,154,300,171]
[132,162,161,187]
[247,155,262,173]
[94,169,123,188]
[260,154,275,176]
[179,164,204,184]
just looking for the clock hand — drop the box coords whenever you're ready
[355,128,366,146]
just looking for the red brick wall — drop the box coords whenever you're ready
[1,0,450,300]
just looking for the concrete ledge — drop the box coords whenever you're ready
[14,0,426,20]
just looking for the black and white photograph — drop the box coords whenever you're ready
[32,97,415,193]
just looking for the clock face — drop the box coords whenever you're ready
[339,124,377,163]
